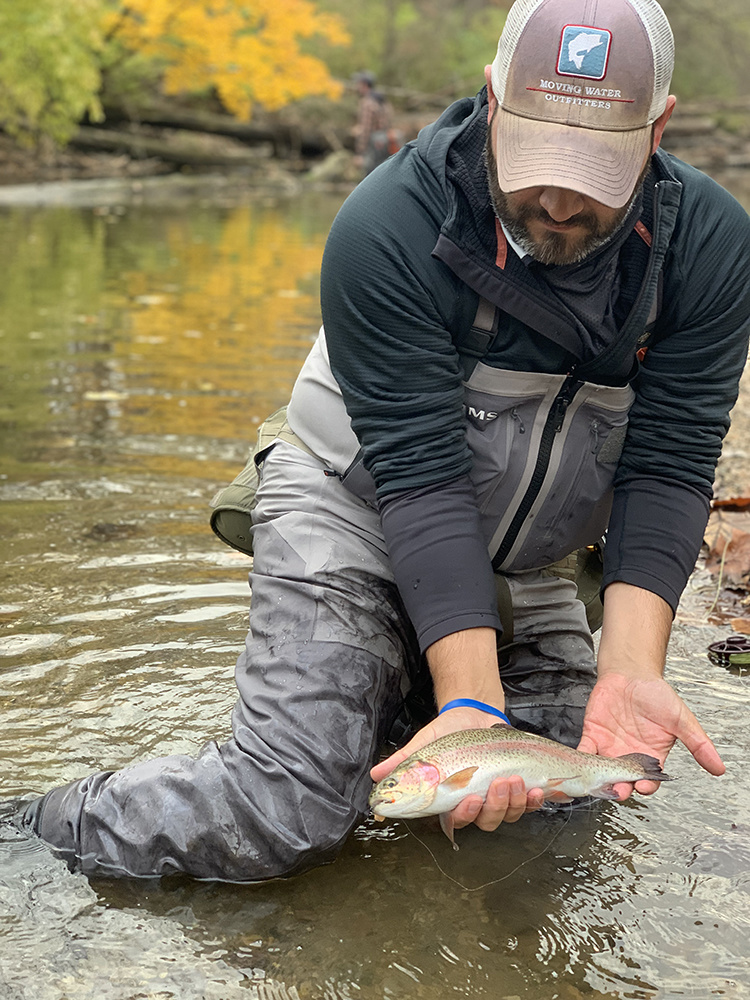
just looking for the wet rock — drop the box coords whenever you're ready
[82,523,141,542]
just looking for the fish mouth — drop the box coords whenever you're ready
[369,793,398,817]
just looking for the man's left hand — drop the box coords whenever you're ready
[577,671,726,800]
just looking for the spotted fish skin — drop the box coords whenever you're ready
[369,726,672,821]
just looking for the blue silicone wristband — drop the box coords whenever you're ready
[438,699,510,725]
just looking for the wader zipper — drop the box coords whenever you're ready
[491,375,582,569]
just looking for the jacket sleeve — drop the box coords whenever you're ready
[321,156,473,497]
[321,154,502,645]
[603,164,750,611]
[379,476,502,651]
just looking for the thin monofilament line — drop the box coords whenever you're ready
[706,535,729,619]
[404,808,572,891]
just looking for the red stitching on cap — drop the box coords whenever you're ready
[525,86,635,102]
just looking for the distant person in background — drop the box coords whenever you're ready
[353,71,395,176]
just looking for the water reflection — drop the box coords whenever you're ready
[0,198,331,484]
[1,179,749,999]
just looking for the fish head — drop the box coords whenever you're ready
[369,759,442,819]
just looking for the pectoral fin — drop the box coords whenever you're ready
[435,769,478,851]
[440,766,479,791]
[433,768,479,851]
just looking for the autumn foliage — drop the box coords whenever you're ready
[109,0,350,120]
[0,0,349,144]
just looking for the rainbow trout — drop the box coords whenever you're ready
[369,726,672,846]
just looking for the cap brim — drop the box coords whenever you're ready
[494,108,651,209]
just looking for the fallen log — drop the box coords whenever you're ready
[101,101,350,157]
[70,125,274,168]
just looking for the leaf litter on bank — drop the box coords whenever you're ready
[702,496,750,639]
[704,499,750,588]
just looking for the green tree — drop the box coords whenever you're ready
[662,0,750,102]
[0,0,105,144]
[318,0,750,106]
[317,0,506,98]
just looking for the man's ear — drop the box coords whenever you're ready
[484,65,498,123]
[652,95,676,153]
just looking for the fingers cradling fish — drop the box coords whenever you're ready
[369,726,672,848]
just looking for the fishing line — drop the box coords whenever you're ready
[404,807,572,892]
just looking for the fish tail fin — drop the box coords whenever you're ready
[616,753,674,782]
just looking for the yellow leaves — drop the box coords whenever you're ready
[110,0,350,120]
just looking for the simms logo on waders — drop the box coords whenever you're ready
[466,405,499,430]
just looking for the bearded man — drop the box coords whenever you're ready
[21,0,750,880]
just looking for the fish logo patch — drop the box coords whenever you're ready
[556,24,612,79]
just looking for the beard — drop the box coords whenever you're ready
[484,119,647,267]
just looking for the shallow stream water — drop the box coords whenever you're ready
[1,171,749,1000]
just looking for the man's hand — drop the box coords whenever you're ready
[370,703,545,832]
[584,581,725,801]
[577,671,725,800]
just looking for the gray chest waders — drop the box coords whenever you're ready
[208,312,630,636]
[458,299,636,638]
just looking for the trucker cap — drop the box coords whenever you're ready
[489,0,674,207]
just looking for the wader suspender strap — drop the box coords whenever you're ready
[459,238,665,382]
[459,297,499,378]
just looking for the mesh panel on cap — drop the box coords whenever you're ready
[491,0,542,103]
[628,0,674,120]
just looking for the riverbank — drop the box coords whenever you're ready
[1,97,748,197]
[0,167,317,209]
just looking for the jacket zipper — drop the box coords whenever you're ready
[491,375,583,570]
